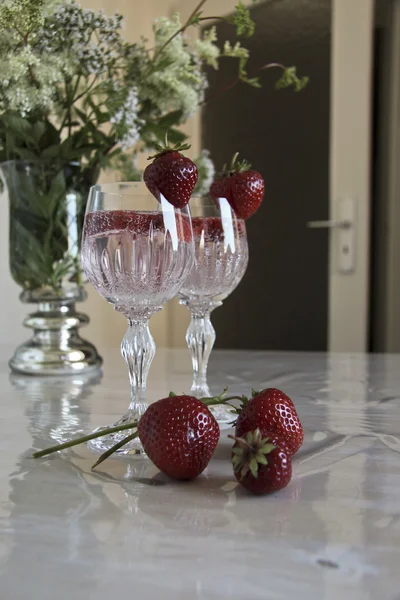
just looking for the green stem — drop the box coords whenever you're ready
[32,421,138,459]
[91,431,140,470]
[202,62,285,105]
[203,395,244,404]
[198,16,225,22]
[152,0,209,63]
[73,74,100,105]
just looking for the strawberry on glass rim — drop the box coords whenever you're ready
[210,153,264,220]
[143,139,199,209]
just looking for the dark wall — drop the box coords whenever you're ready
[202,0,331,350]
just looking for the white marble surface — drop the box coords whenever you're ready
[0,346,400,600]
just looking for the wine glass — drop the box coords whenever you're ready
[178,196,249,426]
[81,182,194,455]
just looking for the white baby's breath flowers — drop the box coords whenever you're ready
[110,87,143,150]
[222,40,249,61]
[0,0,274,169]
[195,27,220,70]
[0,45,64,115]
[194,150,216,196]
[142,13,208,121]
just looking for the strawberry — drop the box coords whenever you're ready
[230,428,292,495]
[191,216,246,241]
[236,388,303,456]
[209,178,229,202]
[210,153,264,220]
[144,141,198,209]
[137,394,220,480]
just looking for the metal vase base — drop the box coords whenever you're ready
[9,300,102,376]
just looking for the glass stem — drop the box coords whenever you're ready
[121,317,155,421]
[186,305,218,398]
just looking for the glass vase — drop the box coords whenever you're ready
[1,160,102,375]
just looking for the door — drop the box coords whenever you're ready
[328,0,374,352]
[176,0,374,352]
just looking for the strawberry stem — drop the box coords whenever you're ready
[147,139,191,161]
[32,421,138,459]
[228,433,253,451]
[91,431,140,470]
[217,153,252,178]
[230,152,239,171]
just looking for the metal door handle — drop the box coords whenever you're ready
[306,198,355,274]
[307,219,352,229]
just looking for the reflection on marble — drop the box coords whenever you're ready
[0,348,400,600]
[10,371,102,444]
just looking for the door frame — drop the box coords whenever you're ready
[328,0,374,352]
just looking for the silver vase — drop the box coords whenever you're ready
[1,159,102,375]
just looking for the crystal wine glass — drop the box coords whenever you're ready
[178,196,249,426]
[81,182,194,455]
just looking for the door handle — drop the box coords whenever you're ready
[307,198,355,274]
[307,219,352,229]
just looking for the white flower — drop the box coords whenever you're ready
[110,86,143,150]
[193,150,215,196]
[142,13,207,120]
[223,40,249,61]
[195,27,220,70]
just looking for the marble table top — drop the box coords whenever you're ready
[0,346,399,600]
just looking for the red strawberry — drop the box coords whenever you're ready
[209,178,230,201]
[230,428,292,495]
[144,141,198,209]
[137,394,220,480]
[191,216,246,241]
[229,171,264,220]
[210,153,264,220]
[236,388,303,456]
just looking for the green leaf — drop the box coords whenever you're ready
[41,145,61,159]
[275,67,310,92]
[157,110,184,128]
[2,114,31,135]
[260,443,276,454]
[228,2,255,38]
[232,456,242,469]
[242,76,261,88]
[33,122,46,140]
[249,458,258,478]
[74,107,90,124]
[256,453,268,465]
[16,148,39,160]
[232,447,243,456]
[167,128,187,144]
[38,120,60,150]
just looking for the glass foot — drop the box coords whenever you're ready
[87,412,146,457]
[208,404,237,430]
[190,384,236,429]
